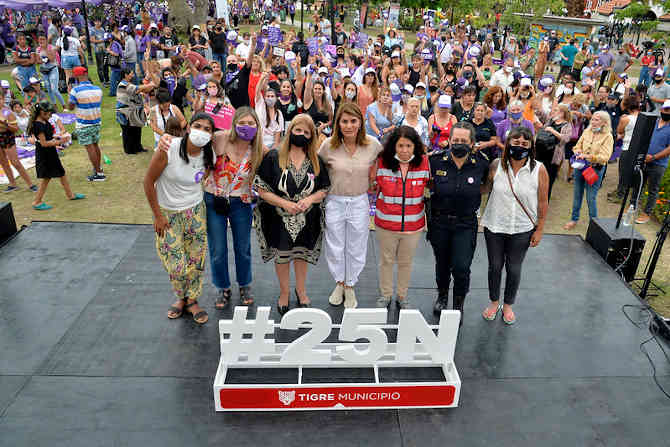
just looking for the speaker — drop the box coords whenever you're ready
[0,202,17,245]
[586,217,645,282]
[621,112,657,188]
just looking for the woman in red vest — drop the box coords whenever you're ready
[373,126,430,309]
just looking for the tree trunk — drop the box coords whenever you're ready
[168,0,209,34]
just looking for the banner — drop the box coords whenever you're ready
[388,3,400,27]
[268,25,282,45]
[354,31,368,49]
[307,37,319,56]
[215,0,229,19]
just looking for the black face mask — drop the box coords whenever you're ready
[227,63,238,72]
[509,145,529,160]
[654,78,663,84]
[429,86,438,94]
[289,132,310,149]
[661,112,670,122]
[463,71,473,79]
[451,143,471,158]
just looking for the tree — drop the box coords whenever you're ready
[168,0,209,34]
[500,0,565,34]
[615,1,659,45]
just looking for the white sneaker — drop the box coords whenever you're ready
[344,287,357,309]
[328,283,344,305]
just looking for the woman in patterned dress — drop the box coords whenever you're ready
[253,114,331,315]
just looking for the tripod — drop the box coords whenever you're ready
[639,208,670,299]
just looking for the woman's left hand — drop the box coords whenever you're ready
[296,196,312,212]
[530,229,543,247]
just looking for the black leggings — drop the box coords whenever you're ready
[546,162,559,200]
[484,228,533,305]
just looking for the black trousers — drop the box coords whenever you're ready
[428,215,477,297]
[121,125,143,154]
[95,51,108,84]
[484,228,533,305]
[546,162,559,200]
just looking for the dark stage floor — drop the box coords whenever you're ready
[0,222,668,446]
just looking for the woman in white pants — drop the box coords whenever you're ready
[319,102,383,308]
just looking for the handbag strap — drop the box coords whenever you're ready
[504,163,537,228]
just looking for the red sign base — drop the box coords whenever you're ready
[218,384,457,411]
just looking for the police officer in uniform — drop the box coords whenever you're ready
[427,121,490,325]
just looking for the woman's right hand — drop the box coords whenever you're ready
[282,199,302,215]
[157,134,173,153]
[154,214,170,236]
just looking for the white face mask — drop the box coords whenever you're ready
[188,128,211,147]
[394,153,414,163]
[265,97,276,107]
[345,90,356,99]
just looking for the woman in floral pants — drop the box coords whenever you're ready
[144,113,216,324]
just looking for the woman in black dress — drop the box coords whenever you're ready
[254,114,331,315]
[29,101,85,210]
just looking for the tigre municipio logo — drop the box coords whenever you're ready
[278,390,295,406]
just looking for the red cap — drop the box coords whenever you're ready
[72,66,88,77]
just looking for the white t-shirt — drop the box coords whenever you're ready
[235,42,249,59]
[155,137,210,211]
[57,36,81,57]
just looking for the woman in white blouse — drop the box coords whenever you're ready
[480,127,549,325]
[255,71,284,151]
[401,97,429,149]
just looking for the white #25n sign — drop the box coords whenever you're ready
[214,308,462,411]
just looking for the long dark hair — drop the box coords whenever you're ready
[179,112,215,171]
[502,127,536,172]
[27,101,54,136]
[381,126,425,172]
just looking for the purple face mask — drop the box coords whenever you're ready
[391,93,402,102]
[236,124,257,141]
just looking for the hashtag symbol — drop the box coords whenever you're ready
[219,306,275,364]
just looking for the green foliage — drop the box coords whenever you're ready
[654,168,670,221]
[501,0,565,33]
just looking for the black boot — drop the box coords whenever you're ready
[453,295,465,327]
[433,288,449,315]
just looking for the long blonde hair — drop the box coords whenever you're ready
[330,102,370,150]
[227,107,264,185]
[278,114,321,175]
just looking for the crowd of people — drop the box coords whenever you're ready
[1,5,670,326]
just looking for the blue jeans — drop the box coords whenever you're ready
[204,192,253,290]
[570,165,606,222]
[16,65,37,89]
[212,52,226,68]
[639,66,650,87]
[44,67,64,106]
[109,67,121,96]
[136,52,145,79]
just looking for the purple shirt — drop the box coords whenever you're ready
[598,51,613,69]
[109,40,124,58]
[496,118,535,144]
[136,34,146,53]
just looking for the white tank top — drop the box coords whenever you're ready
[155,137,208,211]
[621,114,637,152]
[153,104,176,145]
[481,159,541,234]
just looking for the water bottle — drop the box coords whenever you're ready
[103,155,112,165]
[623,204,635,226]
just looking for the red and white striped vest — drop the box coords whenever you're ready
[374,156,430,232]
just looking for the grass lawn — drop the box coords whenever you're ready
[0,44,668,316]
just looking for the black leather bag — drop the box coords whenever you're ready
[212,195,230,215]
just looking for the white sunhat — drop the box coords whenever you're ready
[415,82,426,89]
[520,77,532,87]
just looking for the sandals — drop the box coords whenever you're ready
[482,303,502,321]
[70,193,86,200]
[240,286,255,306]
[396,297,411,309]
[563,221,577,230]
[215,288,232,309]
[185,300,209,324]
[33,202,52,211]
[167,299,186,319]
[502,308,516,325]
